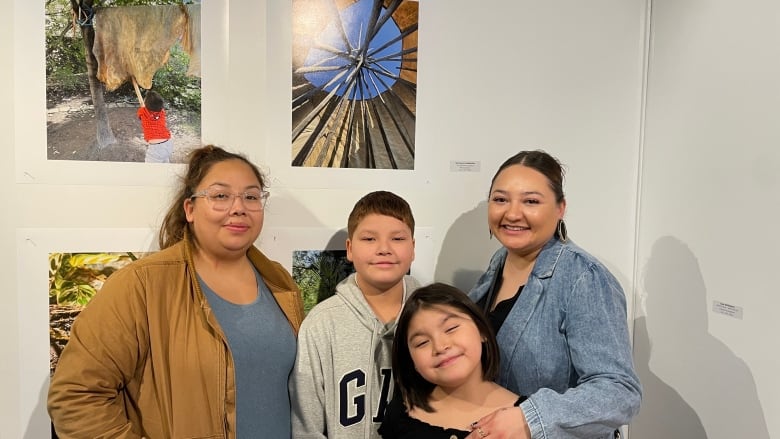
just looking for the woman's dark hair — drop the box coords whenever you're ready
[489,150,566,203]
[393,282,500,412]
[157,145,266,249]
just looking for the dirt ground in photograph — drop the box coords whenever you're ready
[46,95,201,163]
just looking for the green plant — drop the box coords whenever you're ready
[293,250,354,313]
[152,44,202,112]
[48,252,138,306]
[45,34,90,97]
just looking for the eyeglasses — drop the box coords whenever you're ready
[190,188,270,211]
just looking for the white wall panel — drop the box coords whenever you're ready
[632,0,779,437]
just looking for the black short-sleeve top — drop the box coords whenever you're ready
[378,393,525,439]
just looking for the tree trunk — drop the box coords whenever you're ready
[74,0,116,148]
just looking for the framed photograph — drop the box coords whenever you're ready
[264,0,434,189]
[48,251,153,376]
[15,0,228,186]
[45,2,202,164]
[291,0,419,170]
[17,228,157,438]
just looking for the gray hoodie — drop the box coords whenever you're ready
[290,273,420,439]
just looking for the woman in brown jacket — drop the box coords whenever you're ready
[48,145,305,438]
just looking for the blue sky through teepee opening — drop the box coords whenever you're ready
[302,0,402,100]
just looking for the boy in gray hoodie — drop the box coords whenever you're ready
[290,191,420,439]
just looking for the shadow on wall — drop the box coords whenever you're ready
[320,229,351,302]
[632,316,706,437]
[23,377,52,438]
[630,236,769,439]
[434,201,501,292]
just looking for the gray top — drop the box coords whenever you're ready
[201,269,297,438]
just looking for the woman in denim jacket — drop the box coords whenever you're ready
[466,151,641,439]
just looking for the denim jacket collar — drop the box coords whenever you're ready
[480,237,565,289]
[529,237,566,279]
[474,237,565,344]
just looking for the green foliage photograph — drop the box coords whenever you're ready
[48,251,149,375]
[292,250,355,314]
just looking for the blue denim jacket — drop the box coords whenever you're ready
[469,238,641,439]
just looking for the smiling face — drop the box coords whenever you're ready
[488,164,566,258]
[183,159,265,261]
[407,304,485,391]
[346,213,415,296]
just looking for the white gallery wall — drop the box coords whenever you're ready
[630,0,778,437]
[6,0,775,437]
[6,1,646,436]
[1,2,18,438]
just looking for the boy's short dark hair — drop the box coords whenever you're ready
[144,90,164,112]
[392,282,501,413]
[347,191,415,238]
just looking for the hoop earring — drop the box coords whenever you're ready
[556,219,568,242]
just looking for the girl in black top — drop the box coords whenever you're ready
[379,283,525,439]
